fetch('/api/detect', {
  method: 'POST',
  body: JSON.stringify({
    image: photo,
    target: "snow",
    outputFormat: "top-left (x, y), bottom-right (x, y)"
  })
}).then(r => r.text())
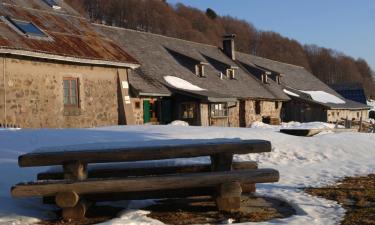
top-left (0, 125), bottom-right (374, 225)
top-left (168, 120), bottom-right (189, 126)
top-left (283, 89), bottom-right (299, 97)
top-left (250, 121), bottom-right (340, 130)
top-left (164, 76), bottom-right (205, 91)
top-left (368, 100), bottom-right (375, 111)
top-left (300, 90), bottom-right (346, 104)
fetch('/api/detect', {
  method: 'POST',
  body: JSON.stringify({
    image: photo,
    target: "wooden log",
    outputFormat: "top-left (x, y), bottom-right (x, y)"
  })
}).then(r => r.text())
top-left (19, 140), bottom-right (271, 167)
top-left (210, 153), bottom-right (233, 171)
top-left (62, 200), bottom-right (91, 220)
top-left (63, 161), bottom-right (87, 180)
top-left (55, 191), bottom-right (79, 208)
top-left (216, 182), bottom-right (242, 212)
top-left (12, 168), bottom-right (279, 198)
top-left (37, 161), bottom-right (259, 180)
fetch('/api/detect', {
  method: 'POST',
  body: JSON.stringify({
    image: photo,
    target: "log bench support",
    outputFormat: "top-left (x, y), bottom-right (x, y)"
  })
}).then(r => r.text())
top-left (61, 161), bottom-right (88, 220)
top-left (216, 181), bottom-right (242, 212)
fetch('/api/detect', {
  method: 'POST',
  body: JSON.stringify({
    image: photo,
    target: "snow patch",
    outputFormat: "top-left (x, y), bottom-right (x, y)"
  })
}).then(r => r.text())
top-left (169, 120), bottom-right (189, 126)
top-left (0, 125), bottom-right (374, 225)
top-left (300, 90), bottom-right (345, 104)
top-left (283, 89), bottom-right (299, 97)
top-left (164, 76), bottom-right (205, 91)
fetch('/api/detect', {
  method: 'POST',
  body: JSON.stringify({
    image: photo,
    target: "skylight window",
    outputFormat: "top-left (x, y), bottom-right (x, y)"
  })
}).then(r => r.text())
top-left (5, 17), bottom-right (48, 38)
top-left (43, 0), bottom-right (61, 9)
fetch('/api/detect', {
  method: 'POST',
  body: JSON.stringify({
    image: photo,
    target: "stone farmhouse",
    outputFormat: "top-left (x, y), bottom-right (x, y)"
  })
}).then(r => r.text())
top-left (0, 0), bottom-right (139, 128)
top-left (0, 0), bottom-right (370, 128)
top-left (236, 54), bottom-right (371, 122)
top-left (96, 25), bottom-right (290, 127)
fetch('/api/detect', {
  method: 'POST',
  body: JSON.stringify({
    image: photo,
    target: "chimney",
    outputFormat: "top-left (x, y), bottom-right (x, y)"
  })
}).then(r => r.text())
top-left (222, 34), bottom-right (236, 60)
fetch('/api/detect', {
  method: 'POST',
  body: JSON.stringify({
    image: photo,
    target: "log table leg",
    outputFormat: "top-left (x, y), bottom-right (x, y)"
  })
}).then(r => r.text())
top-left (61, 161), bottom-right (89, 220)
top-left (62, 200), bottom-right (91, 220)
top-left (216, 181), bottom-right (242, 212)
top-left (63, 161), bottom-right (87, 180)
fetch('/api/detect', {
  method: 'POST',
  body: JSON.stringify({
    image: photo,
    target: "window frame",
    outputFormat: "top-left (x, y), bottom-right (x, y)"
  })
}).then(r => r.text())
top-left (210, 103), bottom-right (228, 118)
top-left (2, 16), bottom-right (52, 40)
top-left (275, 101), bottom-right (279, 109)
top-left (180, 102), bottom-right (196, 119)
top-left (63, 77), bottom-right (80, 108)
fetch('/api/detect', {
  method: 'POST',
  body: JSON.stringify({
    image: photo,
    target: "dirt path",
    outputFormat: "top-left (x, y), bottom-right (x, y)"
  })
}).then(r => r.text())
top-left (306, 174), bottom-right (375, 225)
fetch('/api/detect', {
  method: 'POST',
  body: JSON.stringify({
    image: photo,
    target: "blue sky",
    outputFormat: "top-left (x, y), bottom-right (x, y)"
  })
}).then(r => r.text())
top-left (167, 0), bottom-right (375, 70)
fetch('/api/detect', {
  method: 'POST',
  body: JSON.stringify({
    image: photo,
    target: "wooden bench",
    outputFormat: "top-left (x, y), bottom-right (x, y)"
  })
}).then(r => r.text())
top-left (11, 140), bottom-right (279, 220)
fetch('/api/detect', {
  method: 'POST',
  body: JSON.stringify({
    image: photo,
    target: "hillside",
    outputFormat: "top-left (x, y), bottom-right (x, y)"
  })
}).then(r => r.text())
top-left (66, 0), bottom-right (375, 98)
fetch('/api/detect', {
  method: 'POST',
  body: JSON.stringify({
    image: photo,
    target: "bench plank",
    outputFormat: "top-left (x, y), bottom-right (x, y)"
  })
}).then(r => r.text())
top-left (37, 161), bottom-right (258, 180)
top-left (19, 140), bottom-right (271, 167)
top-left (12, 168), bottom-right (279, 198)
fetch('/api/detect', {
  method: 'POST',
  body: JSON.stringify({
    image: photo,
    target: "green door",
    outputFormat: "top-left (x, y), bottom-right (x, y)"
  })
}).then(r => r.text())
top-left (143, 100), bottom-right (151, 123)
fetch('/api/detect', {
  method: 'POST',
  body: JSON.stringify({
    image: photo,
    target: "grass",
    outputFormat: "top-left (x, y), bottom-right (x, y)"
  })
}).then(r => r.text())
top-left (306, 174), bottom-right (375, 225)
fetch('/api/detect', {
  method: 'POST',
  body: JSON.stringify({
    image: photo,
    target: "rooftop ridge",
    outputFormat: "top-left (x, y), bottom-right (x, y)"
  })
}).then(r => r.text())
top-left (93, 23), bottom-right (223, 50)
top-left (237, 51), bottom-right (305, 70)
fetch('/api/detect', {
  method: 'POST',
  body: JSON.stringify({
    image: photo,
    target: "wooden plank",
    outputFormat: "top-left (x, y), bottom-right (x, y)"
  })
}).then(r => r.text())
top-left (19, 140), bottom-right (271, 167)
top-left (12, 168), bottom-right (279, 198)
top-left (210, 153), bottom-right (233, 171)
top-left (62, 200), bottom-right (91, 220)
top-left (216, 182), bottom-right (242, 212)
top-left (37, 161), bottom-right (258, 180)
top-left (55, 191), bottom-right (79, 208)
top-left (63, 161), bottom-right (87, 180)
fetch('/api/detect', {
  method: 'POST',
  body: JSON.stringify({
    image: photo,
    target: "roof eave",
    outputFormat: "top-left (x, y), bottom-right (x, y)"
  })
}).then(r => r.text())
top-left (0, 48), bottom-right (140, 69)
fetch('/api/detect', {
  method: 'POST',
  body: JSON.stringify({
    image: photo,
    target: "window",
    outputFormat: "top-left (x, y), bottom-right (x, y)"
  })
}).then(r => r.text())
top-left (5, 17), bottom-right (47, 37)
top-left (261, 74), bottom-right (268, 84)
top-left (135, 101), bottom-right (141, 109)
top-left (211, 103), bottom-right (228, 117)
top-left (181, 103), bottom-right (195, 119)
top-left (276, 75), bottom-right (281, 84)
top-left (43, 0), bottom-right (61, 9)
top-left (195, 64), bottom-right (205, 77)
top-left (255, 101), bottom-right (261, 115)
top-left (275, 101), bottom-right (279, 109)
top-left (226, 69), bottom-right (235, 79)
top-left (63, 78), bottom-right (79, 107)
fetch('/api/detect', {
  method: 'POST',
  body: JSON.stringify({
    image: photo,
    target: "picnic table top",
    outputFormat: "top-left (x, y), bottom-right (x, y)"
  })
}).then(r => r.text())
top-left (19, 139), bottom-right (271, 167)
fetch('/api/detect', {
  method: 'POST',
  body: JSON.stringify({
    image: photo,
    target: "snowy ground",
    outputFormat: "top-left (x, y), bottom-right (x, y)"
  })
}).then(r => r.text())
top-left (0, 123), bottom-right (374, 225)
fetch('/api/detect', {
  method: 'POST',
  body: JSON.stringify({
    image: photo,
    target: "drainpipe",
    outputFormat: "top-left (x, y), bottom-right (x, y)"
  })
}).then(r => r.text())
top-left (2, 57), bottom-right (6, 128)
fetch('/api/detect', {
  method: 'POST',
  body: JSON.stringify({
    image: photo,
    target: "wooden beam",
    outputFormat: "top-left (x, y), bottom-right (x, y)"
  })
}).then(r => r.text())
top-left (37, 161), bottom-right (258, 180)
top-left (19, 140), bottom-right (271, 167)
top-left (12, 169), bottom-right (279, 198)
top-left (63, 162), bottom-right (87, 180)
top-left (55, 191), bottom-right (79, 208)
top-left (62, 200), bottom-right (91, 220)
top-left (216, 182), bottom-right (242, 212)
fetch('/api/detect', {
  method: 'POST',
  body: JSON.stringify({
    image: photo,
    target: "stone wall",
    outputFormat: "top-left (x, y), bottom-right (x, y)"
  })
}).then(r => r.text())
top-left (132, 98), bottom-right (144, 125)
top-left (327, 109), bottom-right (369, 123)
top-left (243, 100), bottom-right (282, 126)
top-left (0, 56), bottom-right (128, 128)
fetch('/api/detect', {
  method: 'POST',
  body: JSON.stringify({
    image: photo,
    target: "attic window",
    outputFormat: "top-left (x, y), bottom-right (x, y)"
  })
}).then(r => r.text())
top-left (276, 75), bottom-right (281, 85)
top-left (226, 69), bottom-right (236, 79)
top-left (5, 17), bottom-right (48, 38)
top-left (43, 0), bottom-right (61, 9)
top-left (261, 74), bottom-right (269, 84)
top-left (195, 64), bottom-right (205, 77)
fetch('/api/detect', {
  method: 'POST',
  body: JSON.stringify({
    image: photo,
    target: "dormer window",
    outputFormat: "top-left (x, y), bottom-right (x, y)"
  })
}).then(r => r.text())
top-left (43, 0), bottom-right (61, 9)
top-left (276, 74), bottom-right (282, 85)
top-left (195, 62), bottom-right (208, 77)
top-left (226, 69), bottom-right (235, 79)
top-left (262, 71), bottom-right (271, 84)
top-left (226, 66), bottom-right (238, 80)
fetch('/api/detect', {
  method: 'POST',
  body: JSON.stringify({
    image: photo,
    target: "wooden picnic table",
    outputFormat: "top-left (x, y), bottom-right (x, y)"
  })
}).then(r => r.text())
top-left (12, 139), bottom-right (279, 220)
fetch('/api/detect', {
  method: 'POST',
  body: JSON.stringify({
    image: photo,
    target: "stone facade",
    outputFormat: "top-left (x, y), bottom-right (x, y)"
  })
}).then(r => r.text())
top-left (0, 56), bottom-right (130, 128)
top-left (327, 109), bottom-right (369, 123)
top-left (131, 98), bottom-right (144, 125)
top-left (242, 100), bottom-right (282, 127)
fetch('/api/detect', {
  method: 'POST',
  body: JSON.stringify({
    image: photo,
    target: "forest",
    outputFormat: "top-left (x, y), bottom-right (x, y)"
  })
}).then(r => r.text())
top-left (67, 0), bottom-right (375, 98)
